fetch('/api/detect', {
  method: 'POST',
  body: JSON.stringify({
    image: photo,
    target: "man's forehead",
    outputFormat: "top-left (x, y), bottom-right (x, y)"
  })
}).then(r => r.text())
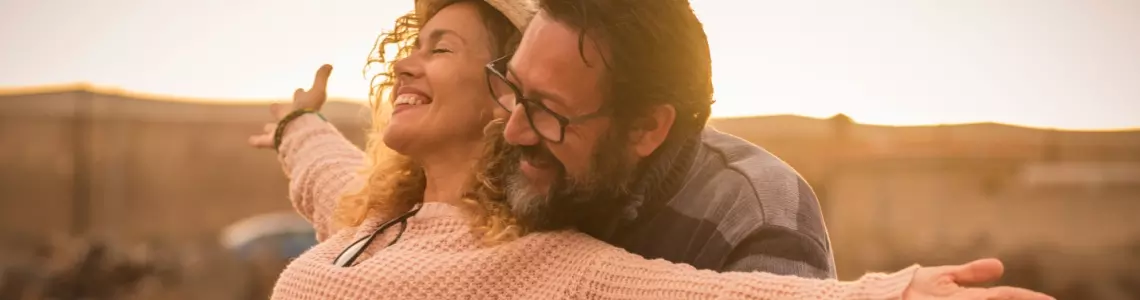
top-left (510, 12), bottom-right (605, 74)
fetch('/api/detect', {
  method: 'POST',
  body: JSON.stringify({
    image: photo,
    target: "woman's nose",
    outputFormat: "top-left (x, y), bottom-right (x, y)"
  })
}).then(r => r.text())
top-left (392, 55), bottom-right (424, 80)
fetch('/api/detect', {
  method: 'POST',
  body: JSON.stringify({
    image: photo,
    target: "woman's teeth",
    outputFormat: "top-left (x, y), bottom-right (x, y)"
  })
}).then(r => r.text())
top-left (394, 94), bottom-right (430, 106)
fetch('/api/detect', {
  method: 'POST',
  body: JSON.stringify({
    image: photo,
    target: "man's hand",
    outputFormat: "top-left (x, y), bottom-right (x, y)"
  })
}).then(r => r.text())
top-left (903, 258), bottom-right (1053, 300)
top-left (249, 64), bottom-right (333, 149)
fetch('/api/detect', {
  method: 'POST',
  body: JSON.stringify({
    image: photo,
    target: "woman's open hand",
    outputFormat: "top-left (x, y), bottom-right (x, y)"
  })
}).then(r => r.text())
top-left (249, 64), bottom-right (333, 149)
top-left (903, 258), bottom-right (1054, 300)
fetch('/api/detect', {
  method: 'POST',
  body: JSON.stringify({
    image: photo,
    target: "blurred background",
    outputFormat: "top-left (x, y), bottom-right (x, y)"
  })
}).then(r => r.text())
top-left (1, 0), bottom-right (1138, 299)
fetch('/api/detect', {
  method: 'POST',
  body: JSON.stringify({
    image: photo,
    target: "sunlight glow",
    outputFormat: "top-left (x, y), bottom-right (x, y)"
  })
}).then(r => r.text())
top-left (1, 0), bottom-right (1137, 130)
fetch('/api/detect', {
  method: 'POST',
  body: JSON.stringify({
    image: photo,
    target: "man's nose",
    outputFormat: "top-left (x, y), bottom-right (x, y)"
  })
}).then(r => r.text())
top-left (502, 105), bottom-right (540, 146)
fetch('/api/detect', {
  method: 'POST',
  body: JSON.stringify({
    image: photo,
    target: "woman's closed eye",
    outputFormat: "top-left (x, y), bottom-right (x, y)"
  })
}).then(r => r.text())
top-left (410, 39), bottom-right (450, 53)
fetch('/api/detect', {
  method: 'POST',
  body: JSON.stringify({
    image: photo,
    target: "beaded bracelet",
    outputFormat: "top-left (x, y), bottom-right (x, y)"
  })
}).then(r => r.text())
top-left (273, 108), bottom-right (326, 152)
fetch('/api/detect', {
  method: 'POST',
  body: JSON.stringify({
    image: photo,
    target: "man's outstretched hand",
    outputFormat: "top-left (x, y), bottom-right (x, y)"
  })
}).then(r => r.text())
top-left (249, 64), bottom-right (333, 149)
top-left (904, 258), bottom-right (1053, 300)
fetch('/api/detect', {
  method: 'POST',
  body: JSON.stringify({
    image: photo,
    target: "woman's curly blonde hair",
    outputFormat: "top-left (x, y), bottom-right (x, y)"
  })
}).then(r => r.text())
top-left (333, 1), bottom-right (526, 245)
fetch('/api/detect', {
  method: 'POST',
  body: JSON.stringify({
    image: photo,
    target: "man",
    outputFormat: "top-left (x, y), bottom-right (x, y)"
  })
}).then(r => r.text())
top-left (486, 2), bottom-right (1055, 298)
top-left (486, 0), bottom-right (836, 278)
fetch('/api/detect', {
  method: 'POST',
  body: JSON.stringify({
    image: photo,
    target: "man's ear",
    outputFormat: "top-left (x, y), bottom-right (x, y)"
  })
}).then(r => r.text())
top-left (629, 104), bottom-right (677, 158)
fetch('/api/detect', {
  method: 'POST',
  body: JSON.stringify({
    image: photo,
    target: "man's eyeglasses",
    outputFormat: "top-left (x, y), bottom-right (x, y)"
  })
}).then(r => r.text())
top-left (332, 203), bottom-right (422, 267)
top-left (484, 55), bottom-right (609, 143)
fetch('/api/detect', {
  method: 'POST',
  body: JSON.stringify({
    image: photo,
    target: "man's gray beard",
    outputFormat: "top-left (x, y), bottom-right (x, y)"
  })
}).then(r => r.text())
top-left (502, 154), bottom-right (575, 231)
top-left (501, 130), bottom-right (640, 235)
top-left (504, 169), bottom-right (552, 226)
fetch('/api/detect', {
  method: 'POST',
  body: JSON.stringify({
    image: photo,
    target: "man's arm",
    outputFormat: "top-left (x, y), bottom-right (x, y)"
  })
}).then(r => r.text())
top-left (719, 173), bottom-right (837, 278)
top-left (723, 224), bottom-right (836, 278)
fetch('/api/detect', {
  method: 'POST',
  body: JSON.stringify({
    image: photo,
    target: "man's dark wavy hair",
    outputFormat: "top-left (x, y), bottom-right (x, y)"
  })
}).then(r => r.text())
top-left (538, 0), bottom-right (715, 139)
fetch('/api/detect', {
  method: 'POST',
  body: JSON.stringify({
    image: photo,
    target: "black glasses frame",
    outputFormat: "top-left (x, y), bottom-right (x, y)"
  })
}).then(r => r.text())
top-left (484, 55), bottom-right (609, 143)
top-left (331, 203), bottom-right (422, 267)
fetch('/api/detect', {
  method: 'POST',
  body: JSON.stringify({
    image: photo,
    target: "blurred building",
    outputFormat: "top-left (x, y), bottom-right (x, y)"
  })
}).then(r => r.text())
top-left (2, 86), bottom-right (1139, 299)
top-left (711, 114), bottom-right (1140, 299)
top-left (0, 85), bottom-right (369, 243)
top-left (0, 86), bottom-right (368, 299)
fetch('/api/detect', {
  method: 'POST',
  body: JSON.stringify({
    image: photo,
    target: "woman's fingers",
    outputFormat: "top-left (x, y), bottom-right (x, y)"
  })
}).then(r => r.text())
top-left (291, 64), bottom-right (332, 111)
top-left (249, 122), bottom-right (278, 149)
top-left (249, 133), bottom-right (273, 148)
top-left (270, 103), bottom-right (293, 120)
top-left (258, 66), bottom-right (326, 150)
top-left (310, 64), bottom-right (332, 95)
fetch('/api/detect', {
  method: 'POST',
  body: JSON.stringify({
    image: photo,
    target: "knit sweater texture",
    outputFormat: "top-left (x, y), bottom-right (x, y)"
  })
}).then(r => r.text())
top-left (270, 114), bottom-right (920, 300)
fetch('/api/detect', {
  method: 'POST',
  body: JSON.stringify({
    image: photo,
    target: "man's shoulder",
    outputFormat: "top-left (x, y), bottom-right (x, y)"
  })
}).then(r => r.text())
top-left (628, 128), bottom-right (835, 276)
top-left (668, 127), bottom-right (828, 243)
top-left (697, 127), bottom-right (801, 180)
top-left (691, 127), bottom-right (813, 212)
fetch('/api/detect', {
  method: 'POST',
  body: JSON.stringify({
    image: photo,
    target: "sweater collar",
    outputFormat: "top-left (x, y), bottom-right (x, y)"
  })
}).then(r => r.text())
top-left (412, 202), bottom-right (466, 220)
top-left (621, 132), bottom-right (701, 222)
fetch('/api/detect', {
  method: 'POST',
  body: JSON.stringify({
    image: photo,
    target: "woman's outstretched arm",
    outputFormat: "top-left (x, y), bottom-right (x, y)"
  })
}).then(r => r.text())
top-left (249, 65), bottom-right (366, 241)
top-left (574, 240), bottom-right (1051, 300)
top-left (275, 113), bottom-right (365, 241)
top-left (578, 245), bottom-right (915, 299)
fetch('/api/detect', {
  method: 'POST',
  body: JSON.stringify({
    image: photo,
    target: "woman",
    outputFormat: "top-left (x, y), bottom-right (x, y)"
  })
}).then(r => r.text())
top-left (248, 0), bottom-right (1053, 299)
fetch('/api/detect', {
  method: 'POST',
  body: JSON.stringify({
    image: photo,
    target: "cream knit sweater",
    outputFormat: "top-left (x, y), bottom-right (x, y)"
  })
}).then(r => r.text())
top-left (270, 114), bottom-right (919, 300)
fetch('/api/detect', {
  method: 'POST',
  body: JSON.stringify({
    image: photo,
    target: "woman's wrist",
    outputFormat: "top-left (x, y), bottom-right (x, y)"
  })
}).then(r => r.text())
top-left (274, 108), bottom-right (327, 152)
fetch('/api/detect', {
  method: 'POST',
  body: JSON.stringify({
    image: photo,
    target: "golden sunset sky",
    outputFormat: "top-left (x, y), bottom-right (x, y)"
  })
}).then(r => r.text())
top-left (1, 0), bottom-right (1137, 130)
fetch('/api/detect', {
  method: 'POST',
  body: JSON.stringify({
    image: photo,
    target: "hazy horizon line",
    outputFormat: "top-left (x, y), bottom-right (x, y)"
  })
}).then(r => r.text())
top-left (3, 82), bottom-right (1137, 133)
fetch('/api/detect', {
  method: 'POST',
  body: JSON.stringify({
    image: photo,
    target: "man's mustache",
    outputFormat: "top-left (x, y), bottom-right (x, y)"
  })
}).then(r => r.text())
top-left (518, 143), bottom-right (560, 170)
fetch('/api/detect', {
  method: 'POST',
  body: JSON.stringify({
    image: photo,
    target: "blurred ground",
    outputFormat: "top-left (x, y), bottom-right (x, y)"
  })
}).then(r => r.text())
top-left (1, 88), bottom-right (1137, 299)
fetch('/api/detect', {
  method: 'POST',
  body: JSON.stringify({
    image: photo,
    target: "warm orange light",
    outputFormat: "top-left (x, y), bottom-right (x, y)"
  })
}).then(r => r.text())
top-left (0, 0), bottom-right (1136, 130)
